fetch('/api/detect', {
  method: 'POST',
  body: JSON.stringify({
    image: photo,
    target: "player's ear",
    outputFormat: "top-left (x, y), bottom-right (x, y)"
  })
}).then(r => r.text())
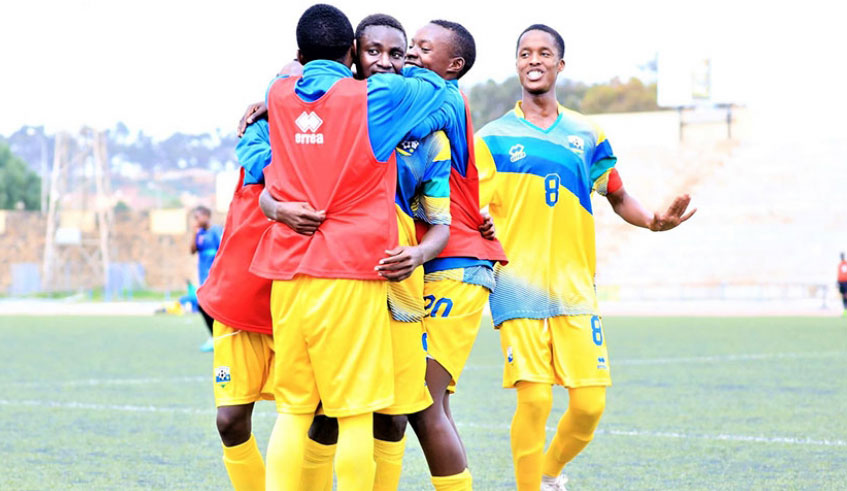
top-left (296, 49), bottom-right (307, 66)
top-left (343, 43), bottom-right (356, 69)
top-left (447, 56), bottom-right (465, 77)
top-left (557, 58), bottom-right (565, 73)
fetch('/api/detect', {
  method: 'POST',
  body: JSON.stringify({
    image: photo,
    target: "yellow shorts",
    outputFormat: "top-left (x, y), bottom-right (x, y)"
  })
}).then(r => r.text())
top-left (499, 315), bottom-right (612, 389)
top-left (377, 318), bottom-right (432, 415)
top-left (212, 321), bottom-right (275, 407)
top-left (422, 278), bottom-right (489, 393)
top-left (270, 277), bottom-right (394, 418)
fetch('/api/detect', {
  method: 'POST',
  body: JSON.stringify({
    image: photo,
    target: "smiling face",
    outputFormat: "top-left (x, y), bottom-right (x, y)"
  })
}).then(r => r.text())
top-left (405, 23), bottom-right (461, 80)
top-left (516, 29), bottom-right (565, 95)
top-left (356, 25), bottom-right (406, 78)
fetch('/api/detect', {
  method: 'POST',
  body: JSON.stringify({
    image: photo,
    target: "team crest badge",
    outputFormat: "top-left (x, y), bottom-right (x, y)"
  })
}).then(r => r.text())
top-left (567, 135), bottom-right (585, 154)
top-left (507, 346), bottom-right (514, 363)
top-left (400, 140), bottom-right (420, 154)
top-left (509, 144), bottom-right (526, 163)
top-left (215, 366), bottom-right (231, 387)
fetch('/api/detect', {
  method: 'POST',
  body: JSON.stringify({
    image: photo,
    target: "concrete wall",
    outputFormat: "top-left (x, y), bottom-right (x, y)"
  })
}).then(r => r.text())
top-left (0, 209), bottom-right (224, 294)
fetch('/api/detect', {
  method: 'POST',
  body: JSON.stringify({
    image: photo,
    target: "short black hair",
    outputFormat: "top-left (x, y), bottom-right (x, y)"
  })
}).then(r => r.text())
top-left (355, 14), bottom-right (406, 45)
top-left (193, 205), bottom-right (211, 216)
top-left (516, 24), bottom-right (565, 59)
top-left (296, 4), bottom-right (354, 63)
top-left (430, 19), bottom-right (476, 79)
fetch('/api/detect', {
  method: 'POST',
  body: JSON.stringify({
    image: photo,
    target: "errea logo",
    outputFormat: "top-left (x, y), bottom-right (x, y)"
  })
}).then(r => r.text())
top-left (509, 144), bottom-right (526, 163)
top-left (295, 111), bottom-right (324, 144)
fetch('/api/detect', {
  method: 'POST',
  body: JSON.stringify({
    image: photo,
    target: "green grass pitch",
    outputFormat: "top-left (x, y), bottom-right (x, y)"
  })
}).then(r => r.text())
top-left (1, 315), bottom-right (845, 489)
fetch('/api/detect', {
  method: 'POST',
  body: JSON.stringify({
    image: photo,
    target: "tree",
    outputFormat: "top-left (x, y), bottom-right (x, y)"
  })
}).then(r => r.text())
top-left (0, 141), bottom-right (41, 210)
top-left (467, 75), bottom-right (659, 128)
top-left (581, 77), bottom-right (658, 114)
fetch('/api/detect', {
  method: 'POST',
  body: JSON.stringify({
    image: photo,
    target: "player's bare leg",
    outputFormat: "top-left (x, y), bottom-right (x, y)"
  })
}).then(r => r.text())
top-left (408, 359), bottom-right (467, 475)
top-left (442, 392), bottom-right (468, 460)
top-left (217, 403), bottom-right (254, 447)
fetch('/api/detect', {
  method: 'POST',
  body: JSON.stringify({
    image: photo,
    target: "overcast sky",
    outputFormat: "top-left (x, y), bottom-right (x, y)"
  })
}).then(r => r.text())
top-left (2, 0), bottom-right (843, 138)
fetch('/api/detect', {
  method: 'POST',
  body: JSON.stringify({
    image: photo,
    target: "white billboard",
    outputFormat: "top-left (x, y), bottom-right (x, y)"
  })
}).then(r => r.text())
top-left (658, 49), bottom-right (746, 108)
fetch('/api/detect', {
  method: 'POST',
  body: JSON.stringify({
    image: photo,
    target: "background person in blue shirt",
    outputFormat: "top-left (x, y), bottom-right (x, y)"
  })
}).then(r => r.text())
top-left (190, 205), bottom-right (222, 351)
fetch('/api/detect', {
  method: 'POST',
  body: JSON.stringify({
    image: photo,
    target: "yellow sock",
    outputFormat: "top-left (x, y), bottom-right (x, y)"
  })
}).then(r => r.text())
top-left (265, 413), bottom-right (312, 490)
top-left (335, 413), bottom-right (375, 490)
top-left (431, 469), bottom-right (472, 491)
top-left (373, 436), bottom-right (405, 491)
top-left (222, 434), bottom-right (265, 491)
top-left (511, 382), bottom-right (552, 491)
top-left (542, 386), bottom-right (606, 478)
top-left (300, 437), bottom-right (336, 491)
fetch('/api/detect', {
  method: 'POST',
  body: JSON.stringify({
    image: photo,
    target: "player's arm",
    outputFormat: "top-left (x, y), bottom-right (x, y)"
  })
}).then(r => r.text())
top-left (378, 131), bottom-right (452, 281)
top-left (237, 101), bottom-right (266, 138)
top-left (236, 61), bottom-right (303, 137)
top-left (258, 188), bottom-right (325, 236)
top-left (377, 224), bottom-right (449, 282)
top-left (400, 66), bottom-right (454, 140)
top-left (603, 168), bottom-right (696, 231)
top-left (234, 120), bottom-right (271, 184)
top-left (366, 66), bottom-right (447, 161)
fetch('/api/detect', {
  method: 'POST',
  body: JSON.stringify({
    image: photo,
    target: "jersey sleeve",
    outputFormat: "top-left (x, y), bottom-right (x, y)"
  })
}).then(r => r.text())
top-left (417, 131), bottom-right (451, 226)
top-left (588, 123), bottom-right (618, 194)
top-left (406, 104), bottom-right (451, 141)
top-left (366, 66), bottom-right (447, 162)
top-left (234, 119), bottom-right (272, 186)
top-left (475, 135), bottom-right (500, 208)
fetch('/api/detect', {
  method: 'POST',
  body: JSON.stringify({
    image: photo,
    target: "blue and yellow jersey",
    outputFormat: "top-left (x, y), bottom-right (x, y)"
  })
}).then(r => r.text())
top-left (395, 131), bottom-right (452, 232)
top-left (476, 101), bottom-right (617, 326)
top-left (388, 131), bottom-right (452, 322)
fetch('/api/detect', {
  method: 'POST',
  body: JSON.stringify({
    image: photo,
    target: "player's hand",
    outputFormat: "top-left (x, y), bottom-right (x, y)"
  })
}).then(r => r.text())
top-left (376, 246), bottom-right (424, 281)
top-left (237, 101), bottom-right (268, 138)
top-left (271, 202), bottom-right (325, 236)
top-left (259, 188), bottom-right (325, 235)
top-left (648, 194), bottom-right (696, 231)
top-left (479, 211), bottom-right (497, 240)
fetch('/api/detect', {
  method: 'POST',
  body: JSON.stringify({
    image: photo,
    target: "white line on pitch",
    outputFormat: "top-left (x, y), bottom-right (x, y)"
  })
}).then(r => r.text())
top-left (0, 398), bottom-right (211, 415)
top-left (9, 375), bottom-right (207, 388)
top-left (456, 422), bottom-right (847, 448)
top-left (613, 351), bottom-right (845, 366)
top-left (594, 428), bottom-right (847, 447)
top-left (463, 351), bottom-right (846, 371)
top-left (7, 352), bottom-right (845, 388)
top-left (0, 399), bottom-right (844, 448)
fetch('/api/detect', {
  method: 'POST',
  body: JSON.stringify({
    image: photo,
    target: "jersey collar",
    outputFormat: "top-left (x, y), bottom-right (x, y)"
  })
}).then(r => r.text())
top-left (513, 100), bottom-right (566, 133)
top-left (302, 59), bottom-right (354, 78)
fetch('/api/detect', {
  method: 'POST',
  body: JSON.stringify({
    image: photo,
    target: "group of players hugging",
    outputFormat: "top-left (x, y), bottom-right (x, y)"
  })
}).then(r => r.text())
top-left (196, 4), bottom-right (694, 491)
